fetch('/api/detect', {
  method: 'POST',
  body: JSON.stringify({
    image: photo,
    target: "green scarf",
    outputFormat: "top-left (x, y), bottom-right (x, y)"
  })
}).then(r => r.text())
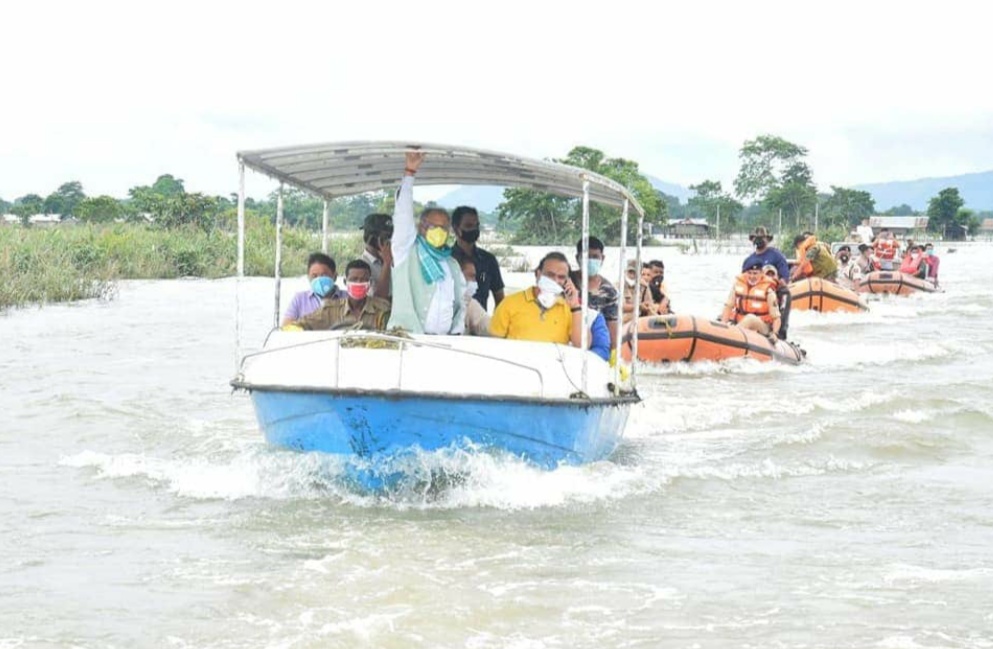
top-left (416, 235), bottom-right (453, 284)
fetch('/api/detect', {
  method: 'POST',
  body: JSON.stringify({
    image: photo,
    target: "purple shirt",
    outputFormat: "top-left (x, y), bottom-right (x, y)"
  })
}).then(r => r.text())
top-left (283, 288), bottom-right (346, 322)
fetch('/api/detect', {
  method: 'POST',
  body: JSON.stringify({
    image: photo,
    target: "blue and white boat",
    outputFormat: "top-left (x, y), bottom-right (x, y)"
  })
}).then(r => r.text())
top-left (230, 142), bottom-right (646, 478)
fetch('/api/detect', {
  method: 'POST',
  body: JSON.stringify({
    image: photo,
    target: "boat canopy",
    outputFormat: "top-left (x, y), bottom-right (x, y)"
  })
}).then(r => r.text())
top-left (237, 141), bottom-right (645, 216)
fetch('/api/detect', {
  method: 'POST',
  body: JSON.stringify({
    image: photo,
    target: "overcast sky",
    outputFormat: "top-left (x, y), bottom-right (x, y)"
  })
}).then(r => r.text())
top-left (3, 0), bottom-right (990, 202)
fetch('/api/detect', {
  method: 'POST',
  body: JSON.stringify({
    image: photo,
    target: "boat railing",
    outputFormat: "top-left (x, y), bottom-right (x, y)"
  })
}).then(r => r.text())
top-left (238, 331), bottom-right (549, 398)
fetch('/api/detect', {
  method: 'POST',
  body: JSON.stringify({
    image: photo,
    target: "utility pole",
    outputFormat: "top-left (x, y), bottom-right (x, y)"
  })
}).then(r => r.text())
top-left (778, 208), bottom-right (783, 234)
top-left (814, 200), bottom-right (819, 235)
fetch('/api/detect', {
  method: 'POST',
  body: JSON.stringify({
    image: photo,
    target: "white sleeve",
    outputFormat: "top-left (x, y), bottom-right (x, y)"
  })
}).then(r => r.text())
top-left (392, 175), bottom-right (417, 267)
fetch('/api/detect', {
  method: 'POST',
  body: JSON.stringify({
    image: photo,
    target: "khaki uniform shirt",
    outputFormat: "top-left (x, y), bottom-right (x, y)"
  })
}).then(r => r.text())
top-left (294, 296), bottom-right (391, 331)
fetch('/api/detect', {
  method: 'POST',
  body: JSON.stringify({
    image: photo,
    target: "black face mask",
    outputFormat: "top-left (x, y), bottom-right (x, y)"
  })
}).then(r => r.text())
top-left (460, 229), bottom-right (480, 244)
top-left (840, 255), bottom-right (850, 263)
top-left (754, 239), bottom-right (767, 250)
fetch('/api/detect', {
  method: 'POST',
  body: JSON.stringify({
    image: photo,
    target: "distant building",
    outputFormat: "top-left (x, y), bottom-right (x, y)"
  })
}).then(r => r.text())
top-left (664, 218), bottom-right (711, 239)
top-left (866, 216), bottom-right (929, 238)
top-left (980, 218), bottom-right (993, 241)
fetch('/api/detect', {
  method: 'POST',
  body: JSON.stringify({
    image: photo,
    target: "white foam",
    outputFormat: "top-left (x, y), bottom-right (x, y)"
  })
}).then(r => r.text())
top-left (883, 563), bottom-right (993, 584)
top-left (892, 409), bottom-right (936, 423)
top-left (59, 445), bottom-right (664, 511)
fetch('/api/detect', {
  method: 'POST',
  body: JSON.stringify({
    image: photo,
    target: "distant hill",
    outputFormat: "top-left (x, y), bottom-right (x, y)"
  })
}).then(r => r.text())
top-left (434, 175), bottom-right (691, 213)
top-left (854, 170), bottom-right (993, 211)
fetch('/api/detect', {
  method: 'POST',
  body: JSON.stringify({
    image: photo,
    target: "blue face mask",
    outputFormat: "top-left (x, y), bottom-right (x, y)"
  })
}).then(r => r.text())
top-left (310, 276), bottom-right (335, 298)
top-left (587, 258), bottom-right (603, 277)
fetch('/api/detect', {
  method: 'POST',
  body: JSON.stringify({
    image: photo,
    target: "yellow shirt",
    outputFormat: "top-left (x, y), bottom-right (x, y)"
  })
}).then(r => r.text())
top-left (489, 287), bottom-right (572, 343)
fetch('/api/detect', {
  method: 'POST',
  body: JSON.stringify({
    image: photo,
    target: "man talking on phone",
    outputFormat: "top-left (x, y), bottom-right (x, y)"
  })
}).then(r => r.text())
top-left (489, 252), bottom-right (584, 348)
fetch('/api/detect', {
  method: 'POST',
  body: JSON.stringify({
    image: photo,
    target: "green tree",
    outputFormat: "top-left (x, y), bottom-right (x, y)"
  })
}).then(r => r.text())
top-left (687, 179), bottom-right (743, 233)
top-left (151, 174), bottom-right (185, 197)
top-left (498, 189), bottom-right (574, 243)
top-left (883, 203), bottom-right (916, 216)
top-left (497, 145), bottom-right (663, 244)
top-left (733, 135), bottom-right (809, 202)
top-left (12, 194), bottom-right (45, 226)
top-left (734, 135), bottom-right (817, 228)
top-left (77, 195), bottom-right (124, 223)
top-left (926, 187), bottom-right (964, 234)
top-left (958, 208), bottom-right (981, 237)
top-left (820, 186), bottom-right (876, 228)
top-left (43, 181), bottom-right (86, 219)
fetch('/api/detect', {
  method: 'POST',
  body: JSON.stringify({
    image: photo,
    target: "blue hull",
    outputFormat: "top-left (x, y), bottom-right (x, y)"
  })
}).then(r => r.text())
top-left (250, 390), bottom-right (631, 469)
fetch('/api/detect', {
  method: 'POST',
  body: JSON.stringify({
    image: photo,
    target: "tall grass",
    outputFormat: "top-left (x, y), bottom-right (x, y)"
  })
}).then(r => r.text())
top-left (0, 222), bottom-right (364, 310)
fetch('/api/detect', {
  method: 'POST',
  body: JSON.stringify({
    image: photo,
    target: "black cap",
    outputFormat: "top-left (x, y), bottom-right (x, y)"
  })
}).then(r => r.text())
top-left (745, 261), bottom-right (763, 271)
top-left (361, 213), bottom-right (393, 236)
top-left (839, 245), bottom-right (851, 252)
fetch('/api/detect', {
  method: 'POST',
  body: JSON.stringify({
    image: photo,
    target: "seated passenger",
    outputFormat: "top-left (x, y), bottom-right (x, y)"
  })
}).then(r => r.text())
top-left (281, 252), bottom-right (342, 325)
top-left (835, 245), bottom-right (860, 289)
top-left (622, 261), bottom-right (640, 324)
top-left (720, 262), bottom-right (782, 338)
top-left (923, 243), bottom-right (940, 286)
top-left (489, 252), bottom-right (584, 347)
top-left (288, 259), bottom-right (391, 331)
top-left (569, 271), bottom-right (611, 361)
top-left (790, 233), bottom-right (838, 282)
top-left (575, 236), bottom-right (620, 345)
top-left (855, 243), bottom-right (877, 275)
top-left (458, 257), bottom-right (491, 336)
top-left (360, 213), bottom-right (394, 298)
top-left (899, 245), bottom-right (928, 278)
top-left (387, 151), bottom-right (466, 335)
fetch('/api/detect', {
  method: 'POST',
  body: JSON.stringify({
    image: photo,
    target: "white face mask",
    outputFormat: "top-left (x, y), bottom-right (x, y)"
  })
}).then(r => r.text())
top-left (625, 276), bottom-right (636, 288)
top-left (536, 275), bottom-right (563, 309)
top-left (463, 280), bottom-right (478, 303)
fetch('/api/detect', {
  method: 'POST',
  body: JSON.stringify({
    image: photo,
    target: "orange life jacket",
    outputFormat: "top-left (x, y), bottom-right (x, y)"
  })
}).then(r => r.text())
top-left (733, 274), bottom-right (776, 324)
top-left (874, 238), bottom-right (898, 261)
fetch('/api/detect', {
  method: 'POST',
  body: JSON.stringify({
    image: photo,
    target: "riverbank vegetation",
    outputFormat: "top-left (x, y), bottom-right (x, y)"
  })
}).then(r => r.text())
top-left (0, 220), bottom-right (363, 311)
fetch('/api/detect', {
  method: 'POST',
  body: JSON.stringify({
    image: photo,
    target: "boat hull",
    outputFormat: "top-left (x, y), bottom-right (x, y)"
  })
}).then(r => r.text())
top-left (250, 389), bottom-right (632, 468)
top-left (859, 271), bottom-right (937, 295)
top-left (621, 314), bottom-right (804, 365)
top-left (789, 278), bottom-right (867, 312)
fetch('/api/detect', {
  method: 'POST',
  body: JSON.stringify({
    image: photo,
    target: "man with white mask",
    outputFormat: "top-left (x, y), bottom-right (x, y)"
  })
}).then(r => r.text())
top-left (489, 252), bottom-right (584, 347)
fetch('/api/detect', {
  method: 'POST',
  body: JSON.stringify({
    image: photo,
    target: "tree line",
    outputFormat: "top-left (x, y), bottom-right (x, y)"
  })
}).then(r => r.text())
top-left (0, 175), bottom-right (397, 231)
top-left (678, 134), bottom-right (985, 239)
top-left (3, 142), bottom-right (986, 241)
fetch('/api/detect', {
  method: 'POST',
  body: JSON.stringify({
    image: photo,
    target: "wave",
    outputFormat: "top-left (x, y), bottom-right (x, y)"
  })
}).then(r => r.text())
top-left (58, 447), bottom-right (663, 511)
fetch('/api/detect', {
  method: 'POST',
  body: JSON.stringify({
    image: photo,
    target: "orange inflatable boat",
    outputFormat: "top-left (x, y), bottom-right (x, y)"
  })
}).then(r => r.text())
top-left (789, 277), bottom-right (867, 313)
top-left (621, 314), bottom-right (805, 365)
top-left (859, 271), bottom-right (938, 295)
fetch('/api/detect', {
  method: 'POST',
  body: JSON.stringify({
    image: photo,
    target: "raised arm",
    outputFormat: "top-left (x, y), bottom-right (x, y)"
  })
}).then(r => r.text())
top-left (390, 151), bottom-right (425, 268)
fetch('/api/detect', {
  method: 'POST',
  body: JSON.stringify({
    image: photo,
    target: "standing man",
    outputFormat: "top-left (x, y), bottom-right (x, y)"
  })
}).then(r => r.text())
top-left (451, 206), bottom-right (505, 309)
top-left (873, 228), bottom-right (900, 271)
top-left (387, 151), bottom-right (466, 335)
top-left (741, 226), bottom-right (792, 340)
top-left (360, 213), bottom-right (394, 299)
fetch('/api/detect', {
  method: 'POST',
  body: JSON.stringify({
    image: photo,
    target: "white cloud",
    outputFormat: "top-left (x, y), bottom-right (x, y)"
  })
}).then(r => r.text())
top-left (2, 0), bottom-right (990, 201)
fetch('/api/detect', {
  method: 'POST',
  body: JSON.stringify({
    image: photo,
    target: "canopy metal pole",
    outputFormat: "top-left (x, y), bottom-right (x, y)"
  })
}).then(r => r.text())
top-left (632, 211), bottom-right (644, 382)
top-left (321, 200), bottom-right (330, 253)
top-left (236, 161), bottom-right (246, 371)
top-left (273, 183), bottom-right (284, 330)
top-left (580, 180), bottom-right (590, 394)
top-left (614, 199), bottom-right (629, 390)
